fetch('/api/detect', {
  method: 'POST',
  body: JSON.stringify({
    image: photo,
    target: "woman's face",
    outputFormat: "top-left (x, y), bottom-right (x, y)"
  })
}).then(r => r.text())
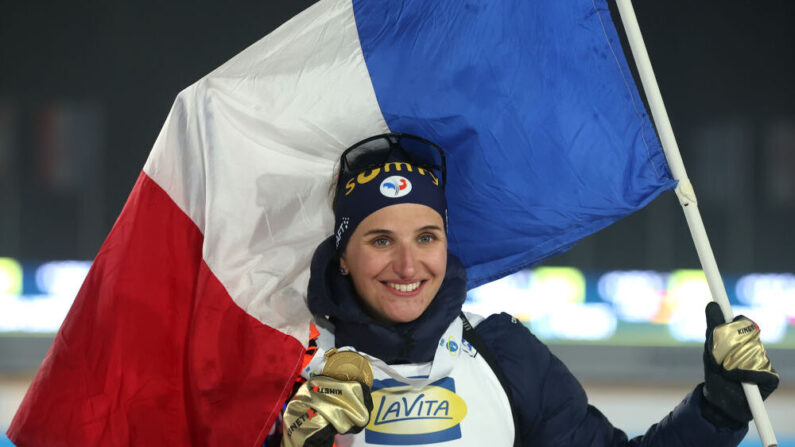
top-left (340, 203), bottom-right (447, 325)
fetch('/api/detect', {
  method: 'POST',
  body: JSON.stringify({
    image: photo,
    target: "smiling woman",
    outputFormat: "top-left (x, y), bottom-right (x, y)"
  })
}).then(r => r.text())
top-left (340, 203), bottom-right (447, 324)
top-left (273, 133), bottom-right (778, 447)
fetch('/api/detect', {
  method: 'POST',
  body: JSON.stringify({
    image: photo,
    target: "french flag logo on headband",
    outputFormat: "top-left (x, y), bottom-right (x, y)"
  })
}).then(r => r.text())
top-left (380, 176), bottom-right (412, 198)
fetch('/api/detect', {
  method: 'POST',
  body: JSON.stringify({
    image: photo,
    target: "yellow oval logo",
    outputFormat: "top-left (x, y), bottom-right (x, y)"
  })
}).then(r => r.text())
top-left (367, 381), bottom-right (468, 435)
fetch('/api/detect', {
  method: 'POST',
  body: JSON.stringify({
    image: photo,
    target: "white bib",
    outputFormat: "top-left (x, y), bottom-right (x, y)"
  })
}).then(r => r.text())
top-left (306, 315), bottom-right (515, 446)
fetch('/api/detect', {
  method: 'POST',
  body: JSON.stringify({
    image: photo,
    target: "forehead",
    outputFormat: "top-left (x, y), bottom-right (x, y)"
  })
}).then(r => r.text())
top-left (355, 203), bottom-right (444, 233)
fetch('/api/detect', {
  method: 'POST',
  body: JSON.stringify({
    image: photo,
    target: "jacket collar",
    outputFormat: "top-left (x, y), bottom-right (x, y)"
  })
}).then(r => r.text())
top-left (307, 236), bottom-right (467, 364)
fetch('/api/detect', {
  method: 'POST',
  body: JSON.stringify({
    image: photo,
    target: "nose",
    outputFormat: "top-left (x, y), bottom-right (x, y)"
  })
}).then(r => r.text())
top-left (392, 243), bottom-right (417, 278)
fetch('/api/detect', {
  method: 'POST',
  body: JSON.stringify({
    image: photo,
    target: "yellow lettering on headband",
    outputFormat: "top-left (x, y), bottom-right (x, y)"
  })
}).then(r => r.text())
top-left (345, 168), bottom-right (381, 196)
top-left (345, 163), bottom-right (439, 196)
top-left (357, 168), bottom-right (380, 184)
top-left (345, 177), bottom-right (356, 196)
top-left (427, 170), bottom-right (440, 186)
top-left (383, 162), bottom-right (413, 173)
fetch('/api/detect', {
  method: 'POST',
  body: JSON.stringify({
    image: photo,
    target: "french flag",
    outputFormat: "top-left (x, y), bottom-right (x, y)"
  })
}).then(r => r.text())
top-left (8, 0), bottom-right (674, 445)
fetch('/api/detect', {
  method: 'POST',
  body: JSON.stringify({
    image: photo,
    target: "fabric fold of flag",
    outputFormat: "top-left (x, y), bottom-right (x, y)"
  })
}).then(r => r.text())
top-left (9, 0), bottom-right (674, 445)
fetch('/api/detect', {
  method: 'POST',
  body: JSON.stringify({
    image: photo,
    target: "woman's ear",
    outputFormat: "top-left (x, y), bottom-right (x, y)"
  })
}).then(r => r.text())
top-left (339, 257), bottom-right (349, 275)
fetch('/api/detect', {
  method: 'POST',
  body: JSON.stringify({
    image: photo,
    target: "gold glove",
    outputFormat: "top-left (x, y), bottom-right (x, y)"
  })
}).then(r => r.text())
top-left (281, 350), bottom-right (373, 447)
top-left (702, 302), bottom-right (779, 427)
top-left (711, 314), bottom-right (776, 376)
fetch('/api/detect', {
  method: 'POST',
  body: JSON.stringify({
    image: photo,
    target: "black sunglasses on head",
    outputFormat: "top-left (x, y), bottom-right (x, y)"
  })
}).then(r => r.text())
top-left (337, 133), bottom-right (447, 191)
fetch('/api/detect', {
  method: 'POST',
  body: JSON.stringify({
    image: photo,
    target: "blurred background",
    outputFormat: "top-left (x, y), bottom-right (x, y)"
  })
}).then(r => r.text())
top-left (1, 0), bottom-right (794, 445)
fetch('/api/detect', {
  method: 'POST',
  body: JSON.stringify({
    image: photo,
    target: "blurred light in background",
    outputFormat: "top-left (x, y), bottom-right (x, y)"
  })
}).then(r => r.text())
top-left (665, 269), bottom-right (713, 342)
top-left (0, 258), bottom-right (22, 296)
top-left (465, 267), bottom-right (794, 347)
top-left (466, 267), bottom-right (585, 322)
top-left (531, 302), bottom-right (617, 341)
top-left (737, 273), bottom-right (795, 321)
top-left (0, 260), bottom-right (90, 333)
top-left (1, 260), bottom-right (794, 347)
top-left (35, 261), bottom-right (91, 297)
top-left (598, 270), bottom-right (665, 323)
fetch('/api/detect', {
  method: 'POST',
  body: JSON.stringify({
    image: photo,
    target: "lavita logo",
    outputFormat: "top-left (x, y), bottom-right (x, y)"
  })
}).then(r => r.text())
top-left (365, 377), bottom-right (467, 444)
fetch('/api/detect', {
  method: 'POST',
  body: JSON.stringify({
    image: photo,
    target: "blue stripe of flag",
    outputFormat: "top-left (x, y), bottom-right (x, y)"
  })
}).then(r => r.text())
top-left (353, 0), bottom-right (676, 288)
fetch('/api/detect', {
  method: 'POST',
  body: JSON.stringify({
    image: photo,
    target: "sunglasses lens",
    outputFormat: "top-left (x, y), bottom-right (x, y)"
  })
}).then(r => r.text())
top-left (341, 134), bottom-right (445, 187)
top-left (343, 137), bottom-right (393, 173)
top-left (398, 136), bottom-right (444, 171)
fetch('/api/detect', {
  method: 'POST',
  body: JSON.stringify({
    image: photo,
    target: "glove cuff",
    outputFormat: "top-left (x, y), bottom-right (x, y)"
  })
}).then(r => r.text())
top-left (700, 384), bottom-right (748, 430)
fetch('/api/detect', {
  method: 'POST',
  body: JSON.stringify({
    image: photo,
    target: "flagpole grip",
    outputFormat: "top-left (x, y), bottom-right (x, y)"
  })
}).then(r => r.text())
top-left (614, 1), bottom-right (777, 445)
top-left (680, 195), bottom-right (777, 447)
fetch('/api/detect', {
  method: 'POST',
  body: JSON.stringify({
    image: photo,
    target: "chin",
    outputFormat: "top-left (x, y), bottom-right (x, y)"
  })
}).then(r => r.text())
top-left (383, 302), bottom-right (430, 323)
top-left (388, 312), bottom-right (423, 323)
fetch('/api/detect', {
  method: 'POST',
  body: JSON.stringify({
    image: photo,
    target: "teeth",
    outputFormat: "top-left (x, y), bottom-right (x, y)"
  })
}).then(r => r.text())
top-left (388, 282), bottom-right (421, 292)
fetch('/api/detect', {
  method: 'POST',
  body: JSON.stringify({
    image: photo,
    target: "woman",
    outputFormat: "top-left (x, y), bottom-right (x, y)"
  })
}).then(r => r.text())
top-left (278, 133), bottom-right (778, 447)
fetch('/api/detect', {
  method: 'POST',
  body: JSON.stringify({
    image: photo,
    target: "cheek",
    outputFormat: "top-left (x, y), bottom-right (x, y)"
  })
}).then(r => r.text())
top-left (361, 253), bottom-right (383, 273)
top-left (430, 251), bottom-right (448, 276)
top-left (348, 251), bottom-right (388, 284)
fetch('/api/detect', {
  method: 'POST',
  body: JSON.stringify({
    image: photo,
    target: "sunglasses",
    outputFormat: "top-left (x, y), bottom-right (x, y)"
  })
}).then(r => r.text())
top-left (337, 133), bottom-right (447, 192)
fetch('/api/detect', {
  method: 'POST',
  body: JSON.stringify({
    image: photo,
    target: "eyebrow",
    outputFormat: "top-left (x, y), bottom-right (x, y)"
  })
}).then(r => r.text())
top-left (362, 229), bottom-right (393, 237)
top-left (362, 225), bottom-right (444, 237)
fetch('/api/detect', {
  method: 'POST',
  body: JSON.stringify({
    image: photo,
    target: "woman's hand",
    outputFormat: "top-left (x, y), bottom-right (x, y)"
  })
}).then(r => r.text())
top-left (281, 375), bottom-right (373, 447)
top-left (282, 349), bottom-right (374, 447)
top-left (701, 301), bottom-right (779, 428)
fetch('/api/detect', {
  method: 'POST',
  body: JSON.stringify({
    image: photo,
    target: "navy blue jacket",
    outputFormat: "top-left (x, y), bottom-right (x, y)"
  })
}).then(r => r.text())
top-left (307, 236), bottom-right (748, 446)
top-left (476, 313), bottom-right (747, 446)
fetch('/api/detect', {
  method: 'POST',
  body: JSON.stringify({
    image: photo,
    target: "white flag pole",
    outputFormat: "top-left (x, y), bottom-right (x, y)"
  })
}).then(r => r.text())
top-left (612, 1), bottom-right (777, 445)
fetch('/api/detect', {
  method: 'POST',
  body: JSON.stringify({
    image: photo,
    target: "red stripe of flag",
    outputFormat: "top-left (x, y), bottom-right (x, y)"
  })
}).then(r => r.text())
top-left (8, 172), bottom-right (304, 446)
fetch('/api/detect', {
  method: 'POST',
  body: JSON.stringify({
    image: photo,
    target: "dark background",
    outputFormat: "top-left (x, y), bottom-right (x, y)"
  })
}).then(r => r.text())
top-left (1, 1), bottom-right (793, 273)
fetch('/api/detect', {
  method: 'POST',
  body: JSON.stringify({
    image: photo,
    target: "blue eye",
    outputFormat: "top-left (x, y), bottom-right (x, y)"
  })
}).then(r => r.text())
top-left (373, 238), bottom-right (390, 247)
top-left (418, 234), bottom-right (435, 244)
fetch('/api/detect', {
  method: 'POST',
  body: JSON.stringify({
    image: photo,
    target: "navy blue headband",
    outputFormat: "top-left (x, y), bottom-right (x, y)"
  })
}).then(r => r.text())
top-left (334, 161), bottom-right (447, 254)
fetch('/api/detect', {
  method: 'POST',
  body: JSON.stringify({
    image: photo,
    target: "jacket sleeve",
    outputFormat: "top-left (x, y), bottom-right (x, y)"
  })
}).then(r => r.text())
top-left (475, 313), bottom-right (748, 447)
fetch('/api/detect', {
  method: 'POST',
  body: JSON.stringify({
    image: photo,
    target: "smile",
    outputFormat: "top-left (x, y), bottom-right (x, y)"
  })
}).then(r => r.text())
top-left (386, 282), bottom-right (422, 292)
